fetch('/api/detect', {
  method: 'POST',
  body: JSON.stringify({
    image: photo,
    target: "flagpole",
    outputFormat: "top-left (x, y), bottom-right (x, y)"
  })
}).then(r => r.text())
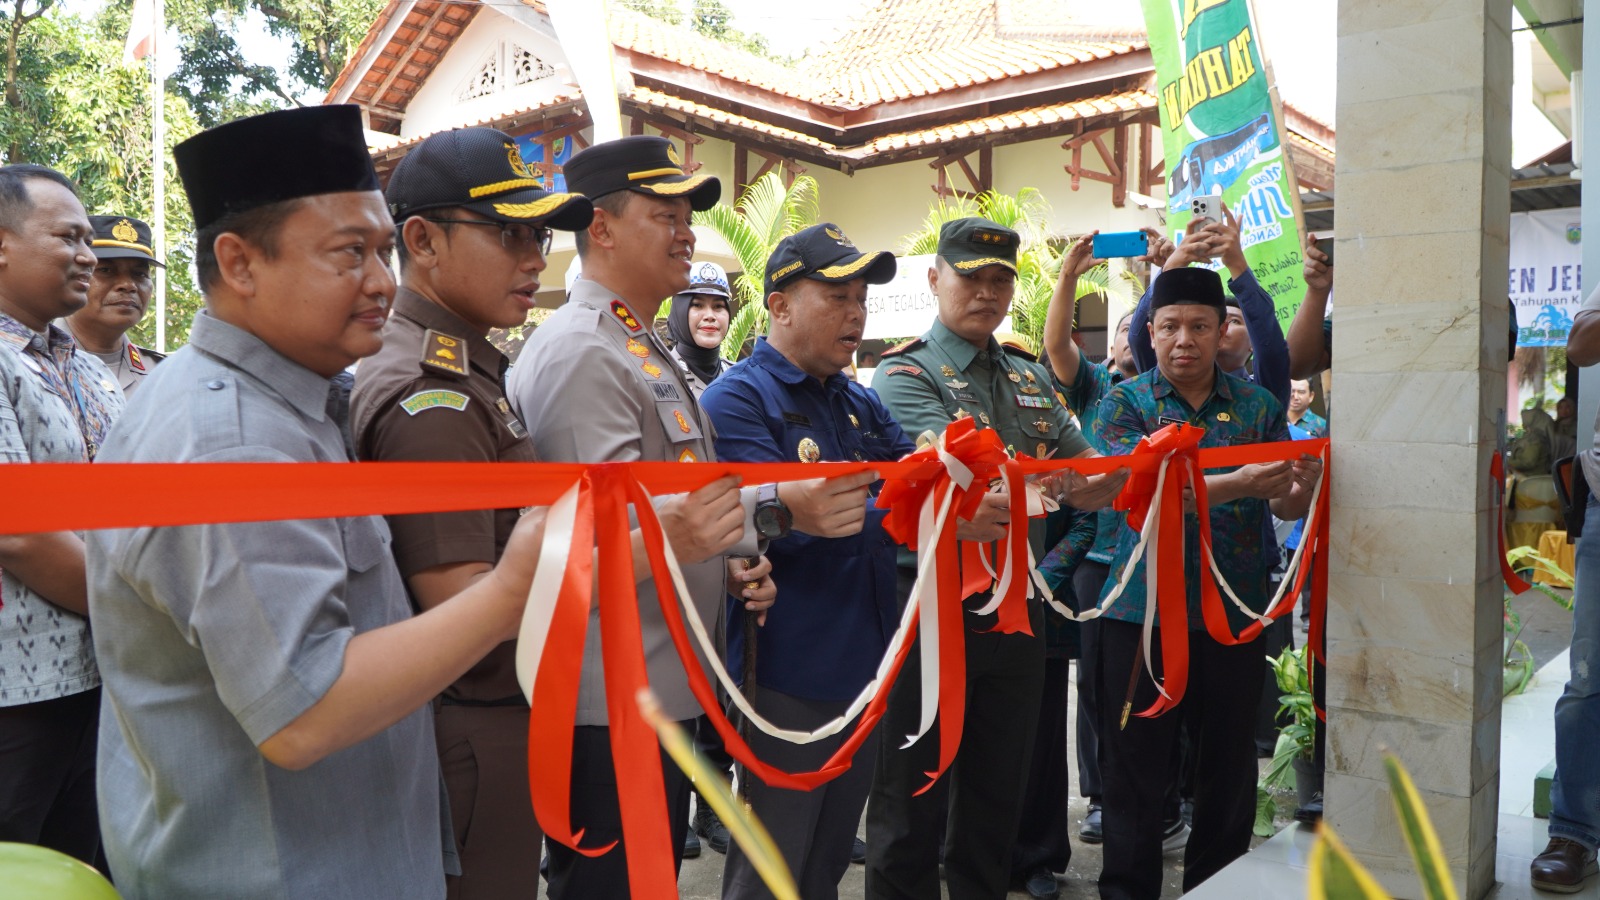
top-left (151, 0), bottom-right (166, 353)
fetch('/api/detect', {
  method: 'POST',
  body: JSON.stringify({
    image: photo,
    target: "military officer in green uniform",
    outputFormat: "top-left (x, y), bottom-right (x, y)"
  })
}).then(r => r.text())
top-left (865, 217), bottom-right (1127, 900)
top-left (60, 215), bottom-right (165, 395)
top-left (349, 126), bottom-right (595, 899)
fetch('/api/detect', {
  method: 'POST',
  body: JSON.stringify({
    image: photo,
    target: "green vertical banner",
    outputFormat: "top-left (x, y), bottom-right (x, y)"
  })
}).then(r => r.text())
top-left (1140, 0), bottom-right (1308, 325)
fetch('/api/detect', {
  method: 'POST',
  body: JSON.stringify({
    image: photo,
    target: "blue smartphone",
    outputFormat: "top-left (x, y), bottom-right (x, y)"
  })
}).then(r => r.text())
top-left (1092, 230), bottom-right (1148, 259)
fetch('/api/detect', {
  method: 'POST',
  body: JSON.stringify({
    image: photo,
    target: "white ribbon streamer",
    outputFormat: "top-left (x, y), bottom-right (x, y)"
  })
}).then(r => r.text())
top-left (515, 480), bottom-right (583, 704)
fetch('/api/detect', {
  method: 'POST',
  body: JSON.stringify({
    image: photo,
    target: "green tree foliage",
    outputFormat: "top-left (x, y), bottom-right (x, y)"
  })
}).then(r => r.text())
top-left (167, 0), bottom-right (385, 125)
top-left (694, 171), bottom-right (820, 360)
top-left (1, 2), bottom-right (206, 347)
top-left (621, 0), bottom-right (774, 59)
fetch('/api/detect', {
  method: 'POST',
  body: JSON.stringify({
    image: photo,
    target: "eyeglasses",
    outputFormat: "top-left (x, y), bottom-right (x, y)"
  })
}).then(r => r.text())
top-left (421, 217), bottom-right (553, 257)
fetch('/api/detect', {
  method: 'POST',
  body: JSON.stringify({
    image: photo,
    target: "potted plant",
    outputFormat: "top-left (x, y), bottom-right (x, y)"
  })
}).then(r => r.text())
top-left (1262, 646), bottom-right (1318, 813)
top-left (1503, 546), bottom-right (1575, 697)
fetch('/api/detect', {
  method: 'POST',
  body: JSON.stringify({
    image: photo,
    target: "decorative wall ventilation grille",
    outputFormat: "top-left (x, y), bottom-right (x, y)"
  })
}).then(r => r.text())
top-left (458, 42), bottom-right (558, 102)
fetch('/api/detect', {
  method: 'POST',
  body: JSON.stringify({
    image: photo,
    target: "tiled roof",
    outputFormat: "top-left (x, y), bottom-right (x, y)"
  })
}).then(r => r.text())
top-left (627, 88), bottom-right (831, 149)
top-left (608, 6), bottom-right (810, 100)
top-left (801, 0), bottom-right (1146, 106)
top-left (857, 89), bottom-right (1157, 155)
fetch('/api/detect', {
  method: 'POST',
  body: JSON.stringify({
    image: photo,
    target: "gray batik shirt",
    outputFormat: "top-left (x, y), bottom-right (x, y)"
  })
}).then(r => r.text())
top-left (87, 312), bottom-right (450, 899)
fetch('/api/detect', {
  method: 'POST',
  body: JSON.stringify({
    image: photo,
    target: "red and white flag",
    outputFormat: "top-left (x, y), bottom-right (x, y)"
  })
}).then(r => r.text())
top-left (123, 0), bottom-right (154, 64)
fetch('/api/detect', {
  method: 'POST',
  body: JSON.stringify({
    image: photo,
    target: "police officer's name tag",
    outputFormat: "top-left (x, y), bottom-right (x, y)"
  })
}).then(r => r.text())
top-left (400, 389), bottom-right (470, 415)
top-left (650, 382), bottom-right (683, 402)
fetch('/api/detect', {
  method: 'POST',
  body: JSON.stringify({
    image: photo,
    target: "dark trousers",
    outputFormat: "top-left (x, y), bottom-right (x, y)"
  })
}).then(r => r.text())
top-left (1010, 656), bottom-right (1074, 878)
top-left (723, 689), bottom-right (878, 900)
top-left (1072, 561), bottom-right (1110, 802)
top-left (435, 704), bottom-right (540, 900)
top-left (865, 569), bottom-right (1045, 900)
top-left (1097, 621), bottom-right (1263, 900)
top-left (0, 688), bottom-right (101, 866)
top-left (545, 723), bottom-right (693, 899)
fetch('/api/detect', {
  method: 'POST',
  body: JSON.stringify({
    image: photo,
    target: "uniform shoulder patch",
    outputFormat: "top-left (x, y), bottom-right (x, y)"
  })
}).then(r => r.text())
top-left (400, 389), bottom-right (471, 415)
top-left (420, 329), bottom-right (468, 377)
top-left (883, 364), bottom-right (924, 377)
top-left (879, 337), bottom-right (925, 359)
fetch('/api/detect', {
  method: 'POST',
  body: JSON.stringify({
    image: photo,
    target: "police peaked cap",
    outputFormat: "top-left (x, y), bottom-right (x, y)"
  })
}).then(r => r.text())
top-left (174, 105), bottom-right (380, 231)
top-left (561, 135), bottom-right (720, 212)
top-left (89, 215), bottom-right (163, 267)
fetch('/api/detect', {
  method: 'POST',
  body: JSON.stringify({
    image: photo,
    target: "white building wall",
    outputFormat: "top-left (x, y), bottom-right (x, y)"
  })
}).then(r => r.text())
top-left (402, 9), bottom-right (573, 140)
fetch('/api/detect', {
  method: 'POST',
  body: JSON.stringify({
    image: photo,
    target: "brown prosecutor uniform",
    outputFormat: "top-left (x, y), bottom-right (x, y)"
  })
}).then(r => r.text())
top-left (350, 287), bottom-right (538, 899)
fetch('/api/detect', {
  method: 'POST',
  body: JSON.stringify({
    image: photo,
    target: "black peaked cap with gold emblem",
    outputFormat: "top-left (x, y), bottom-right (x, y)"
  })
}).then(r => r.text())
top-left (562, 135), bottom-right (720, 212)
top-left (936, 217), bottom-right (1021, 275)
top-left (763, 222), bottom-right (897, 299)
top-left (385, 127), bottom-right (594, 231)
top-left (174, 105), bottom-right (380, 231)
top-left (89, 215), bottom-right (163, 267)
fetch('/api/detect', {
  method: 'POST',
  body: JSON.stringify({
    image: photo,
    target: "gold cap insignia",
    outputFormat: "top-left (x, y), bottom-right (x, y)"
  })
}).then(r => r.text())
top-left (507, 144), bottom-right (532, 178)
top-left (666, 143), bottom-right (683, 168)
top-left (112, 219), bottom-right (138, 243)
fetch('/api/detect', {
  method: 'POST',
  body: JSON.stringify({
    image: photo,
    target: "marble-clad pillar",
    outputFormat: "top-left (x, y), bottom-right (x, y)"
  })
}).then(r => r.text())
top-left (1329, 1), bottom-right (1513, 898)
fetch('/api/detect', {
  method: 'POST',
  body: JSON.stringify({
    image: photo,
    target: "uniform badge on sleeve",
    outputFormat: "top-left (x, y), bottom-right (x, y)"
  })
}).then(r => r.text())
top-left (400, 389), bottom-right (471, 415)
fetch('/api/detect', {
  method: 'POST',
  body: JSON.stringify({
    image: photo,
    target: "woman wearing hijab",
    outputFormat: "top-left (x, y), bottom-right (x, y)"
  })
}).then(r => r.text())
top-left (669, 259), bottom-right (738, 860)
top-left (668, 261), bottom-right (735, 396)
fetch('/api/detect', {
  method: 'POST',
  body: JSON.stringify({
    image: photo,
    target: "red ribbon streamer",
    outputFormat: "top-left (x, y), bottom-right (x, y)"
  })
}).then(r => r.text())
top-left (1491, 451), bottom-right (1532, 596)
top-left (0, 429), bottom-right (1332, 898)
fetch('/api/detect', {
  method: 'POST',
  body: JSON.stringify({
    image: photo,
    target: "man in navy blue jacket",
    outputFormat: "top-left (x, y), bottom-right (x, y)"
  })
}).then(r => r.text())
top-left (700, 222), bottom-right (911, 900)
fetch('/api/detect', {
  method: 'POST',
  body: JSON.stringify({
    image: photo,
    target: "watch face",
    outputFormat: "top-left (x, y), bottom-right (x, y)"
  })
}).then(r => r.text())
top-left (755, 505), bottom-right (781, 537)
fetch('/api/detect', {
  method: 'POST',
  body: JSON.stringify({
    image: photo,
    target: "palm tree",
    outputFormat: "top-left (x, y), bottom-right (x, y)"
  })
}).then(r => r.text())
top-left (899, 189), bottom-right (1134, 355)
top-left (695, 172), bottom-right (821, 361)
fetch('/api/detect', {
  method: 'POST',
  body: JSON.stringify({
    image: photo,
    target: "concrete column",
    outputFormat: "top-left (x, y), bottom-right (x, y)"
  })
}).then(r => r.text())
top-left (1329, 1), bottom-right (1513, 898)
top-left (1580, 2), bottom-right (1600, 434)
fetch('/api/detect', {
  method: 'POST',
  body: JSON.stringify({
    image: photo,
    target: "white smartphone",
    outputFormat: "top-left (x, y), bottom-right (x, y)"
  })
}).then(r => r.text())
top-left (1190, 193), bottom-right (1223, 222)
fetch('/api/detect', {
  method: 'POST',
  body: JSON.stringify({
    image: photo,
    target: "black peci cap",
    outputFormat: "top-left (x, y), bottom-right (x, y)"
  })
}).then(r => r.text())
top-left (936, 217), bottom-right (1021, 274)
top-left (174, 105), bottom-right (380, 231)
top-left (763, 222), bottom-right (896, 299)
top-left (562, 135), bottom-right (720, 212)
top-left (1150, 266), bottom-right (1227, 312)
top-left (385, 127), bottom-right (593, 231)
top-left (89, 215), bottom-right (163, 267)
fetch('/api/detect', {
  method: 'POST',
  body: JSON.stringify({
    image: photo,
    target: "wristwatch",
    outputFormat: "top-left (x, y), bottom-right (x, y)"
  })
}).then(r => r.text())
top-left (753, 482), bottom-right (793, 541)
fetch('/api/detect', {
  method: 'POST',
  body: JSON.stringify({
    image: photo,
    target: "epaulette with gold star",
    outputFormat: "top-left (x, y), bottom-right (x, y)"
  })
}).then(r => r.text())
top-left (880, 337), bottom-right (925, 359)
